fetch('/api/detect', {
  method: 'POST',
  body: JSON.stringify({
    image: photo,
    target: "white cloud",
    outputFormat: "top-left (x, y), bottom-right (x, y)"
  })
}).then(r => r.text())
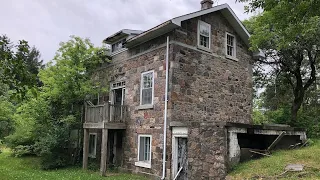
top-left (0, 0), bottom-right (253, 63)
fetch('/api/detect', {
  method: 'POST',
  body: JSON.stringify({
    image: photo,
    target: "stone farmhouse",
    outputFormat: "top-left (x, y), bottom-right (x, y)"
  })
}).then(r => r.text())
top-left (80, 1), bottom-right (299, 179)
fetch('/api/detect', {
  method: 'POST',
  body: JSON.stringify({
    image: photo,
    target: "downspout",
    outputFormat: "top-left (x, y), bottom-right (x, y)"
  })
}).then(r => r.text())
top-left (161, 36), bottom-right (170, 180)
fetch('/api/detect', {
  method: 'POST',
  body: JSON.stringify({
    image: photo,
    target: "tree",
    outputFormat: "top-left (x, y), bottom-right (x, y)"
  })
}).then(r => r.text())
top-left (34, 36), bottom-right (107, 169)
top-left (239, 0), bottom-right (320, 125)
top-left (0, 82), bottom-right (14, 139)
top-left (0, 35), bottom-right (43, 100)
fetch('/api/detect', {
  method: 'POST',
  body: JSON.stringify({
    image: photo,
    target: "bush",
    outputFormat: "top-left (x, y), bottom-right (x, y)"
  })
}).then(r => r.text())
top-left (263, 106), bottom-right (320, 138)
top-left (12, 145), bottom-right (34, 157)
top-left (34, 115), bottom-right (76, 169)
top-left (0, 96), bottom-right (15, 139)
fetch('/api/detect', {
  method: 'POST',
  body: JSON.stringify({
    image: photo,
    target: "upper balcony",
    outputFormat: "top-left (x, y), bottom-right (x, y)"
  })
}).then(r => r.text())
top-left (83, 103), bottom-right (128, 129)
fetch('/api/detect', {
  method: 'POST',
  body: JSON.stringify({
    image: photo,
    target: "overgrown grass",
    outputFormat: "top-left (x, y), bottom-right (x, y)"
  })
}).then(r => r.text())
top-left (228, 140), bottom-right (320, 179)
top-left (0, 147), bottom-right (148, 180)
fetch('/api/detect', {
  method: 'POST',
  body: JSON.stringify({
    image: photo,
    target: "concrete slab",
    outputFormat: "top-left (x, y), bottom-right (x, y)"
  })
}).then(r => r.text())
top-left (285, 164), bottom-right (304, 171)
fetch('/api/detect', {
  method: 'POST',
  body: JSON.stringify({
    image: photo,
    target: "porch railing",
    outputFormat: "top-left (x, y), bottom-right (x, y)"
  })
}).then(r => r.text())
top-left (85, 103), bottom-right (128, 123)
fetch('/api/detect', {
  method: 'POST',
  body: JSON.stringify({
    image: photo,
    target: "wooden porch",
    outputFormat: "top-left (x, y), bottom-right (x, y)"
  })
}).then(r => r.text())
top-left (82, 103), bottom-right (128, 176)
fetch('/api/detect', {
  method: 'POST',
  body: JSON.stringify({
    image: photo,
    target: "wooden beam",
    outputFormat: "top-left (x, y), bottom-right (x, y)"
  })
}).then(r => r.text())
top-left (83, 122), bottom-right (104, 129)
top-left (100, 129), bottom-right (108, 176)
top-left (267, 131), bottom-right (286, 152)
top-left (104, 123), bottom-right (126, 129)
top-left (82, 128), bottom-right (89, 169)
top-left (249, 150), bottom-right (272, 157)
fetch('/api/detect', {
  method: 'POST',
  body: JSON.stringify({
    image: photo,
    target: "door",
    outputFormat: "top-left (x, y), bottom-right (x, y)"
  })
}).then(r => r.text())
top-left (174, 137), bottom-right (188, 180)
top-left (111, 87), bottom-right (125, 121)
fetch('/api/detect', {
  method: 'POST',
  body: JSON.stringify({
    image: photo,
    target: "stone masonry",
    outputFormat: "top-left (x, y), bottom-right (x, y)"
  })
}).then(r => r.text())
top-left (93, 8), bottom-right (253, 180)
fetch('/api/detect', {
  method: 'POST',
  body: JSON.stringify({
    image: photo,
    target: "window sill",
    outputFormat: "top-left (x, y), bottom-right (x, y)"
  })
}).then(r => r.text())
top-left (197, 45), bottom-right (212, 53)
top-left (225, 55), bottom-right (238, 62)
top-left (135, 161), bottom-right (151, 169)
top-left (137, 104), bottom-right (154, 110)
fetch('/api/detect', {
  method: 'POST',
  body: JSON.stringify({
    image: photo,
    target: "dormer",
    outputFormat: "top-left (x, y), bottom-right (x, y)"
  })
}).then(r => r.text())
top-left (104, 29), bottom-right (143, 56)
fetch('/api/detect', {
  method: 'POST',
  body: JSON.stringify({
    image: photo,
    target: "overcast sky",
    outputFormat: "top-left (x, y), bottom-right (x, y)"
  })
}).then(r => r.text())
top-left (0, 0), bottom-right (254, 63)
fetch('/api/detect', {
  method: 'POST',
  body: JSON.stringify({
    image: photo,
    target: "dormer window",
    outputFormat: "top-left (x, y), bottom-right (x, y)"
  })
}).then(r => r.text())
top-left (197, 20), bottom-right (211, 50)
top-left (111, 39), bottom-right (126, 53)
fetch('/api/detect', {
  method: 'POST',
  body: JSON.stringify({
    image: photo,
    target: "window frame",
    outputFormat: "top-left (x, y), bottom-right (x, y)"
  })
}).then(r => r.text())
top-left (135, 134), bottom-right (152, 169)
top-left (140, 70), bottom-right (155, 106)
top-left (111, 38), bottom-right (126, 53)
top-left (225, 32), bottom-right (237, 60)
top-left (197, 20), bottom-right (211, 51)
top-left (88, 133), bottom-right (97, 158)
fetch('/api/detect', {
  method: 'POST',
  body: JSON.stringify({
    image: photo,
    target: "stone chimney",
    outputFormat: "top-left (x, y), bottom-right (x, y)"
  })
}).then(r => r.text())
top-left (201, 0), bottom-right (213, 10)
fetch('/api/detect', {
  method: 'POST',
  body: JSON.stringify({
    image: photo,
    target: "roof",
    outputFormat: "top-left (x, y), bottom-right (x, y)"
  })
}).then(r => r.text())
top-left (104, 29), bottom-right (143, 44)
top-left (125, 3), bottom-right (264, 59)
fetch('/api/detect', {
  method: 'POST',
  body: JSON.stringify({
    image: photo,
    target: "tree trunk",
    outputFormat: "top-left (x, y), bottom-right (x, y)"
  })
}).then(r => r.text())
top-left (290, 90), bottom-right (304, 126)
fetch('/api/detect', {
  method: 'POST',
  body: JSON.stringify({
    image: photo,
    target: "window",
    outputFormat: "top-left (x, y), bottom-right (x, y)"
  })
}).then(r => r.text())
top-left (89, 133), bottom-right (97, 158)
top-left (226, 33), bottom-right (236, 58)
top-left (140, 71), bottom-right (154, 105)
top-left (135, 135), bottom-right (152, 168)
top-left (198, 21), bottom-right (211, 49)
top-left (111, 39), bottom-right (126, 52)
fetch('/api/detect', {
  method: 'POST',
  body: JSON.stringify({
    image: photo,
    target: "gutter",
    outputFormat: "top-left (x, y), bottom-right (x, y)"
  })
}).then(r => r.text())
top-left (161, 36), bottom-right (170, 180)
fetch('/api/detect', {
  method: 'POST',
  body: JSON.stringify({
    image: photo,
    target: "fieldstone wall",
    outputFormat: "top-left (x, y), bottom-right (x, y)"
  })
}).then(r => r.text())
top-left (170, 44), bottom-right (252, 125)
top-left (174, 11), bottom-right (251, 59)
top-left (171, 10), bottom-right (253, 124)
top-left (169, 11), bottom-right (253, 180)
top-left (92, 9), bottom-right (253, 180)
top-left (94, 35), bottom-right (174, 178)
top-left (188, 122), bottom-right (228, 180)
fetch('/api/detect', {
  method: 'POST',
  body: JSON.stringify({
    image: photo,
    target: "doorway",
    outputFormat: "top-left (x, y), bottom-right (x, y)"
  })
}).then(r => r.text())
top-left (107, 130), bottom-right (124, 167)
top-left (172, 127), bottom-right (188, 180)
top-left (110, 81), bottom-right (125, 121)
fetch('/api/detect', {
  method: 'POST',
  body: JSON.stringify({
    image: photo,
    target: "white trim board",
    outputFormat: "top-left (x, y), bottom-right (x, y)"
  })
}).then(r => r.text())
top-left (135, 134), bottom-right (152, 169)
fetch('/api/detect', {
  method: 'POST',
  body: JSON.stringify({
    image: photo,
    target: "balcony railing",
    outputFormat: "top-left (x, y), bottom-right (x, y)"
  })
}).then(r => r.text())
top-left (85, 103), bottom-right (128, 124)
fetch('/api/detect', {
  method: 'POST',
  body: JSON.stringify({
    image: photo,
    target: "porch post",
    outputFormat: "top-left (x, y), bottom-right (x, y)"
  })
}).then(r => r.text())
top-left (100, 128), bottom-right (108, 176)
top-left (82, 128), bottom-right (89, 169)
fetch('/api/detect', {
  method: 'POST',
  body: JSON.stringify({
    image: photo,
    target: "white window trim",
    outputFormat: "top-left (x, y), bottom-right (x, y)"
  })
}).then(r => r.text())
top-left (140, 70), bottom-right (155, 106)
top-left (88, 133), bottom-right (97, 158)
top-left (225, 32), bottom-right (238, 61)
top-left (197, 20), bottom-right (211, 51)
top-left (135, 134), bottom-right (152, 169)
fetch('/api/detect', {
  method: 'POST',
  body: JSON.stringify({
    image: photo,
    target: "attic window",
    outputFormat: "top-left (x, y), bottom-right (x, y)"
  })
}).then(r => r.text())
top-left (226, 33), bottom-right (237, 59)
top-left (198, 20), bottom-right (211, 50)
top-left (111, 39), bottom-right (126, 53)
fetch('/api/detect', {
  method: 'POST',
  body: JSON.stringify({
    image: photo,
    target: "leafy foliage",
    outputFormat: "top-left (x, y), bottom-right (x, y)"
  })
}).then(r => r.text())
top-left (5, 36), bottom-right (109, 169)
top-left (0, 94), bottom-right (14, 139)
top-left (0, 35), bottom-right (43, 100)
top-left (5, 96), bottom-right (50, 156)
top-left (240, 0), bottom-right (320, 125)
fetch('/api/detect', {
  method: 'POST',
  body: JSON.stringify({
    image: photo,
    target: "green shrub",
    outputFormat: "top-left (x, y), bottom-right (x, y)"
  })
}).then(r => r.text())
top-left (34, 115), bottom-right (76, 170)
top-left (12, 145), bottom-right (34, 157)
top-left (0, 96), bottom-right (15, 139)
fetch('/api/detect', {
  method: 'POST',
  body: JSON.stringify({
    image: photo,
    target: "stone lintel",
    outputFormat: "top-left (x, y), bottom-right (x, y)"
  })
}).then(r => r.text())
top-left (169, 121), bottom-right (187, 127)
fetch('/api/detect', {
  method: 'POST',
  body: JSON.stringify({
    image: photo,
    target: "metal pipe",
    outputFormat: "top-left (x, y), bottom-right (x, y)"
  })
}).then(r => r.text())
top-left (161, 36), bottom-right (170, 180)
